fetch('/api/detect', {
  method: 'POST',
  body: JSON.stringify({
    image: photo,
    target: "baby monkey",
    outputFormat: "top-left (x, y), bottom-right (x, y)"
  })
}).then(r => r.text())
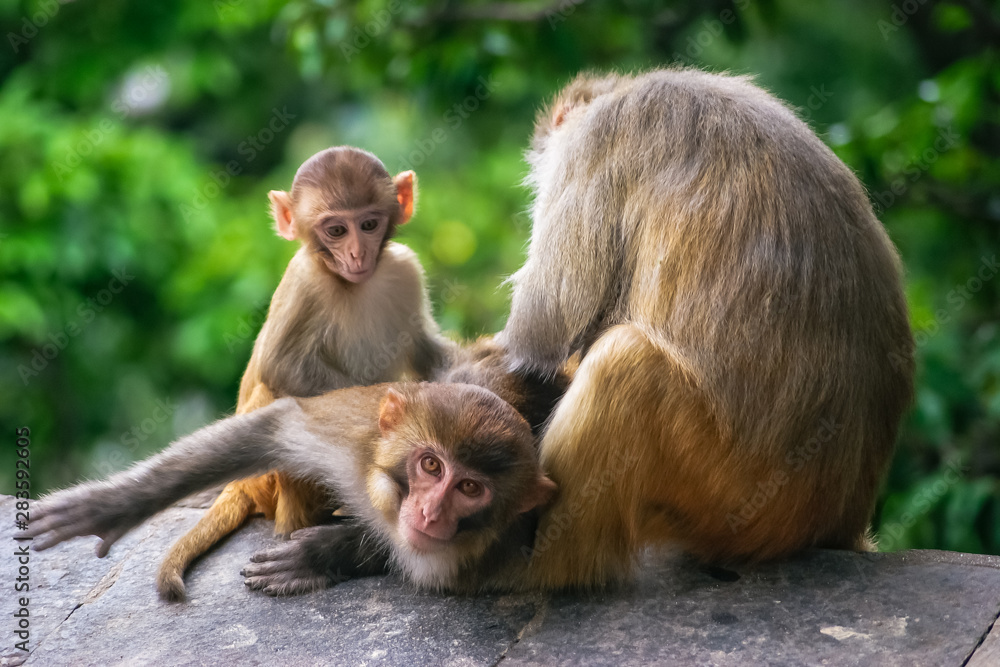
top-left (157, 146), bottom-right (452, 601)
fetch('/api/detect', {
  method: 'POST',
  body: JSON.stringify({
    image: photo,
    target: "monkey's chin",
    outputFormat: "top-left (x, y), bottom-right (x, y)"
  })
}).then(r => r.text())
top-left (339, 266), bottom-right (375, 283)
top-left (401, 525), bottom-right (452, 553)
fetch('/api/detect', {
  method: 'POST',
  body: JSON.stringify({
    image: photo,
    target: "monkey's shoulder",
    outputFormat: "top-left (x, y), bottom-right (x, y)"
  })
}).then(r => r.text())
top-left (375, 242), bottom-right (426, 281)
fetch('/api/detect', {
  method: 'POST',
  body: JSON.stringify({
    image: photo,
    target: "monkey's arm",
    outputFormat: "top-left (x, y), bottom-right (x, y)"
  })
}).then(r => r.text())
top-left (496, 211), bottom-right (618, 375)
top-left (241, 523), bottom-right (390, 596)
top-left (26, 398), bottom-right (312, 556)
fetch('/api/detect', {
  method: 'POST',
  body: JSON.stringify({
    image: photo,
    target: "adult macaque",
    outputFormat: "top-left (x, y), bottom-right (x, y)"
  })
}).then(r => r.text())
top-left (157, 146), bottom-right (453, 600)
top-left (494, 68), bottom-right (915, 588)
top-left (27, 343), bottom-right (565, 595)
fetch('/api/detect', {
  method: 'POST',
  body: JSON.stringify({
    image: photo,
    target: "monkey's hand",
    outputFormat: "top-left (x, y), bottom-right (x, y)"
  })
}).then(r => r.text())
top-left (25, 482), bottom-right (148, 557)
top-left (242, 524), bottom-right (389, 596)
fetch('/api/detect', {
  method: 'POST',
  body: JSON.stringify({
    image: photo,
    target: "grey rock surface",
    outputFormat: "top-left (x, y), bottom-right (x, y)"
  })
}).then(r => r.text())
top-left (2, 494), bottom-right (999, 666)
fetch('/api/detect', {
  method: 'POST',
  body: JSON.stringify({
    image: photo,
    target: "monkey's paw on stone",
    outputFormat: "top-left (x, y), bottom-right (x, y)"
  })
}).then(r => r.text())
top-left (242, 525), bottom-right (362, 597)
top-left (25, 483), bottom-right (139, 557)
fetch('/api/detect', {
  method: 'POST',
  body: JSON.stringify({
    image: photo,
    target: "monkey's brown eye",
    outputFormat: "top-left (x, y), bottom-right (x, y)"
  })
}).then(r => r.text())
top-left (458, 480), bottom-right (482, 497)
top-left (360, 218), bottom-right (379, 232)
top-left (327, 225), bottom-right (347, 238)
top-left (420, 455), bottom-right (441, 476)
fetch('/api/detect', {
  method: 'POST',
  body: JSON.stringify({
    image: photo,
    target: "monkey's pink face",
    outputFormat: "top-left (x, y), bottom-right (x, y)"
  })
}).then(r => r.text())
top-left (314, 207), bottom-right (389, 283)
top-left (398, 449), bottom-right (494, 552)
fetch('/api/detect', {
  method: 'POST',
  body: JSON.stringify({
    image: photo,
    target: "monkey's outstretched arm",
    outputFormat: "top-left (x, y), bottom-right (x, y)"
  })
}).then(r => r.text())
top-left (26, 398), bottom-right (305, 556)
top-left (241, 523), bottom-right (390, 596)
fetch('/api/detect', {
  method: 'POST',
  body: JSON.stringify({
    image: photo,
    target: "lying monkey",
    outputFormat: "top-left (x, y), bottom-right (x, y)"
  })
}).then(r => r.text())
top-left (28, 341), bottom-right (566, 595)
top-left (157, 146), bottom-right (454, 600)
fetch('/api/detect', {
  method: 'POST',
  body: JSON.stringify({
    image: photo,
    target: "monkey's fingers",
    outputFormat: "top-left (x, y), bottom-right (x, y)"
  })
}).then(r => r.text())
top-left (31, 529), bottom-right (75, 552)
top-left (243, 539), bottom-right (334, 597)
top-left (243, 570), bottom-right (330, 597)
top-left (27, 494), bottom-right (133, 554)
top-left (242, 538), bottom-right (306, 576)
top-left (288, 525), bottom-right (331, 539)
top-left (263, 576), bottom-right (330, 597)
top-left (95, 527), bottom-right (129, 558)
top-left (242, 554), bottom-right (291, 576)
top-left (26, 506), bottom-right (91, 550)
top-left (30, 520), bottom-right (124, 556)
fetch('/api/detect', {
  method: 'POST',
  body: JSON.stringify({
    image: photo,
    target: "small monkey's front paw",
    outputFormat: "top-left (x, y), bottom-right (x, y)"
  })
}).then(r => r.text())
top-left (242, 527), bottom-right (347, 596)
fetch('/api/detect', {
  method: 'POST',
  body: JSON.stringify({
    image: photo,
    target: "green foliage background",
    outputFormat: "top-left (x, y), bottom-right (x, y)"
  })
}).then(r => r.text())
top-left (1, 0), bottom-right (997, 555)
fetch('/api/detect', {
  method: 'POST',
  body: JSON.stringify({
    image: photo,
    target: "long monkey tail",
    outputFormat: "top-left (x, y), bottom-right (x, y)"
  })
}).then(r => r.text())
top-left (156, 475), bottom-right (277, 602)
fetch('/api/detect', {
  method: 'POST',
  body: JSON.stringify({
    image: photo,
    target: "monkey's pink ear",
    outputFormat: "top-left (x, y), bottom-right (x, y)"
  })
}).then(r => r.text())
top-left (393, 171), bottom-right (417, 224)
top-left (552, 101), bottom-right (574, 128)
top-left (517, 475), bottom-right (558, 514)
top-left (378, 388), bottom-right (408, 434)
top-left (268, 190), bottom-right (297, 240)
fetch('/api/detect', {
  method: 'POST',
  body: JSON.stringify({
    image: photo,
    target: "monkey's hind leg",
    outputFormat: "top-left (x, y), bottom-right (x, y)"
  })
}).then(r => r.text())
top-left (156, 474), bottom-right (277, 602)
top-left (526, 323), bottom-right (771, 590)
top-left (526, 323), bottom-right (862, 591)
top-left (273, 473), bottom-right (329, 536)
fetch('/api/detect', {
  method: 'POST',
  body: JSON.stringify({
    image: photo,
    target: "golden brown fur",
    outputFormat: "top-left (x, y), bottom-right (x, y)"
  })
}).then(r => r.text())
top-left (496, 69), bottom-right (915, 589)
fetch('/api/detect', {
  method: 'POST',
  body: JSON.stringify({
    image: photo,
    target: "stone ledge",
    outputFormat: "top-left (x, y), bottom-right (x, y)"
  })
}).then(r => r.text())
top-left (2, 495), bottom-right (998, 666)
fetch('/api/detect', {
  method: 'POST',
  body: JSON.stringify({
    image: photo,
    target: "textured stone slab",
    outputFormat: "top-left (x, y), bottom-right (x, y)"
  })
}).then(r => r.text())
top-left (2, 497), bottom-right (999, 666)
top-left (969, 623), bottom-right (1000, 667)
top-left (507, 550), bottom-right (1000, 666)
top-left (3, 504), bottom-right (541, 667)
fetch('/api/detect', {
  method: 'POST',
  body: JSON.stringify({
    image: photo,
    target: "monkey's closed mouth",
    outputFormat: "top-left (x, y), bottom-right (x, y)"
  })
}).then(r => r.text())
top-left (402, 526), bottom-right (452, 552)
